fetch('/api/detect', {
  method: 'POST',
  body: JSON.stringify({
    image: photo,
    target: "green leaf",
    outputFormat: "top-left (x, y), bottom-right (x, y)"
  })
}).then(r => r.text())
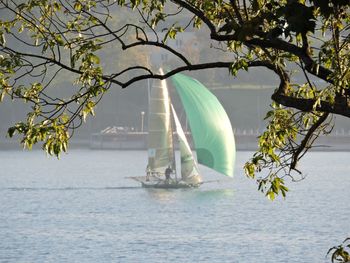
top-left (53, 2), bottom-right (61, 11)
top-left (7, 127), bottom-right (16, 137)
top-left (55, 34), bottom-right (64, 45)
top-left (89, 54), bottom-right (100, 64)
top-left (74, 2), bottom-right (82, 12)
top-left (0, 31), bottom-right (5, 46)
top-left (267, 191), bottom-right (275, 201)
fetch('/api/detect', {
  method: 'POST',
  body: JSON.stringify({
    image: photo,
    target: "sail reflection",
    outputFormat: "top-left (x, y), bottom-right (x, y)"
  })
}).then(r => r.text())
top-left (144, 187), bottom-right (235, 203)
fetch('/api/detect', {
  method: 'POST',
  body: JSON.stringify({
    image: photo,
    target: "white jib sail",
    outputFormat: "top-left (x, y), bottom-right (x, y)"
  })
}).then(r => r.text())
top-left (171, 104), bottom-right (201, 184)
top-left (147, 68), bottom-right (175, 175)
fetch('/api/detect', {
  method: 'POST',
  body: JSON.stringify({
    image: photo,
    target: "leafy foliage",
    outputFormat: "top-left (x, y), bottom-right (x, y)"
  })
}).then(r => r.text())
top-left (0, 0), bottom-right (146, 156)
top-left (327, 238), bottom-right (350, 263)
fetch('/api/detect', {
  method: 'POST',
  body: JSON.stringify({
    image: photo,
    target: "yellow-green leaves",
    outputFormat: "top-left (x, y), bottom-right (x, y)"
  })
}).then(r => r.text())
top-left (327, 238), bottom-right (350, 263)
top-left (163, 25), bottom-right (184, 43)
top-left (256, 174), bottom-right (289, 201)
top-left (8, 118), bottom-right (70, 158)
top-left (53, 2), bottom-right (61, 11)
top-left (244, 104), bottom-right (297, 199)
top-left (82, 100), bottom-right (95, 122)
top-left (74, 2), bottom-right (82, 12)
top-left (88, 53), bottom-right (100, 65)
top-left (22, 83), bottom-right (43, 103)
top-left (71, 41), bottom-right (102, 68)
top-left (266, 177), bottom-right (289, 200)
top-left (151, 12), bottom-right (166, 29)
top-left (229, 59), bottom-right (248, 76)
top-left (43, 125), bottom-right (69, 157)
top-left (0, 31), bottom-right (5, 46)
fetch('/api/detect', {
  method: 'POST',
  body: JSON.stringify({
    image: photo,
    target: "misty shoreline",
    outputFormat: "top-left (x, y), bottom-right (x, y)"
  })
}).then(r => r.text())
top-left (0, 134), bottom-right (349, 152)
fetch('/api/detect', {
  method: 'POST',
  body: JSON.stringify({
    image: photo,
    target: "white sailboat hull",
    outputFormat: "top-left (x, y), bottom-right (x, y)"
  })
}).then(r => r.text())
top-left (128, 176), bottom-right (201, 189)
top-left (142, 181), bottom-right (200, 189)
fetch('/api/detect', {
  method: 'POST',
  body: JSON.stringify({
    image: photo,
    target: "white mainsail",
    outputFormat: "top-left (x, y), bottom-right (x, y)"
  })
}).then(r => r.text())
top-left (147, 69), bottom-right (175, 175)
top-left (171, 104), bottom-right (202, 184)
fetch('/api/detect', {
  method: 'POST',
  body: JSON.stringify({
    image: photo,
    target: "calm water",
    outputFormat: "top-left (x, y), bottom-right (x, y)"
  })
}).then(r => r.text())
top-left (0, 150), bottom-right (349, 263)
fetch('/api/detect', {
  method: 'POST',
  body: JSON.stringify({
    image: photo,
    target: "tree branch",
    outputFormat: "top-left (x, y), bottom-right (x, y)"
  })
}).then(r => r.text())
top-left (290, 113), bottom-right (329, 170)
top-left (171, 0), bottom-right (217, 33)
top-left (123, 40), bottom-right (191, 66)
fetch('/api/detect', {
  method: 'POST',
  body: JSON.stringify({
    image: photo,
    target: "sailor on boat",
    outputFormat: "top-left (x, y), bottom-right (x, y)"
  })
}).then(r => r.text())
top-left (146, 164), bottom-right (151, 181)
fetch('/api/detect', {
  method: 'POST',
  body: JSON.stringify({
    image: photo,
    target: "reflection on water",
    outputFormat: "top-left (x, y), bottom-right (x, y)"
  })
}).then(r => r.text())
top-left (144, 186), bottom-right (235, 203)
top-left (145, 188), bottom-right (181, 202)
top-left (195, 188), bottom-right (235, 198)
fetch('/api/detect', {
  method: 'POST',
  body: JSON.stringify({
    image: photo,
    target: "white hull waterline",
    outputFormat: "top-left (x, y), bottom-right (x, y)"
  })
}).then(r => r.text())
top-left (129, 176), bottom-right (201, 189)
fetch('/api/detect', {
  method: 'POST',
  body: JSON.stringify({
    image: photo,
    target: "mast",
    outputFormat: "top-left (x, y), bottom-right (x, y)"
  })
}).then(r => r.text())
top-left (147, 68), bottom-right (176, 175)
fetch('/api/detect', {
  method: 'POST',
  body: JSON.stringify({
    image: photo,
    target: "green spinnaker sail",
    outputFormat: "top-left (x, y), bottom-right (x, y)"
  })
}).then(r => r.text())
top-left (171, 73), bottom-right (236, 177)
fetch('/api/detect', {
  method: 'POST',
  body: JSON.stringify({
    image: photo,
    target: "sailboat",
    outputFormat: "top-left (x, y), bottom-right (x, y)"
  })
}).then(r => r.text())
top-left (131, 69), bottom-right (236, 188)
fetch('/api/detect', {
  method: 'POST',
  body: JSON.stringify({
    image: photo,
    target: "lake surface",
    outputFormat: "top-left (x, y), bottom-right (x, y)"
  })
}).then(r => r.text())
top-left (0, 150), bottom-right (349, 263)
